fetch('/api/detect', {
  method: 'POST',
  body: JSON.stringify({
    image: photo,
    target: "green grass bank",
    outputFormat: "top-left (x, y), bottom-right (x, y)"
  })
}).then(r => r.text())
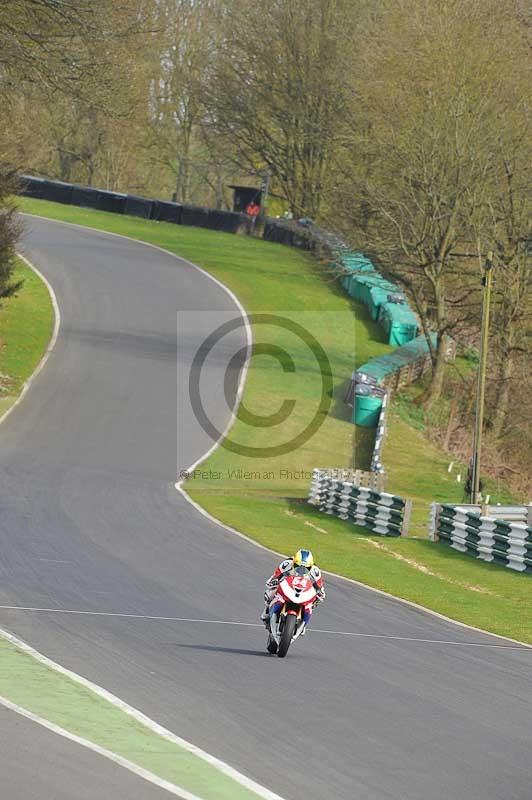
top-left (16, 197), bottom-right (532, 644)
top-left (0, 256), bottom-right (55, 418)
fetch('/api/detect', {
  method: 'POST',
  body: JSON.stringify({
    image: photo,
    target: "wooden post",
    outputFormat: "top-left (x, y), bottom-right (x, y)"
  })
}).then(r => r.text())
top-left (430, 503), bottom-right (441, 541)
top-left (401, 499), bottom-right (413, 537)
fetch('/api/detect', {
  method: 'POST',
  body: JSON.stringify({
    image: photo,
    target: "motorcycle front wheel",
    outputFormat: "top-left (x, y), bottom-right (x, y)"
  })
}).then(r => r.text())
top-left (277, 614), bottom-right (297, 658)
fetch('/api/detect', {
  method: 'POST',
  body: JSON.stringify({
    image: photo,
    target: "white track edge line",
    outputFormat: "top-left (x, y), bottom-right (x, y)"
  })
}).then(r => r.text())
top-left (20, 211), bottom-right (532, 654)
top-left (0, 695), bottom-right (202, 800)
top-left (0, 624), bottom-right (286, 800)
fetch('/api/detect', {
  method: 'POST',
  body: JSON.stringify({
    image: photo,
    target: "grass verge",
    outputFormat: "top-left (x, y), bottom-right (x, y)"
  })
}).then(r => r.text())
top-left (0, 256), bottom-right (54, 417)
top-left (17, 197), bottom-right (532, 644)
top-left (0, 634), bottom-right (275, 799)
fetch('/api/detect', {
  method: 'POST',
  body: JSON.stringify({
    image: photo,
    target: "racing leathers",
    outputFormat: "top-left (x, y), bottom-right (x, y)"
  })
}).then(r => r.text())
top-left (261, 558), bottom-right (326, 628)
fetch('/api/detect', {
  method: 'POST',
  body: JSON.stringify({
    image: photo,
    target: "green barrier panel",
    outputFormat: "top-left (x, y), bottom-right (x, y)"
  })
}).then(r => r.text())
top-left (378, 302), bottom-right (418, 345)
top-left (353, 393), bottom-right (383, 427)
top-left (369, 286), bottom-right (394, 320)
top-left (340, 253), bottom-right (374, 270)
top-left (356, 333), bottom-right (437, 384)
top-left (390, 325), bottom-right (418, 346)
top-left (358, 280), bottom-right (397, 313)
top-left (348, 273), bottom-right (382, 300)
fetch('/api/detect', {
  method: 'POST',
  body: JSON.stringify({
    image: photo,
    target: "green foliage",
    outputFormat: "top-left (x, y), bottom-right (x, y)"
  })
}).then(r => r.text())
top-left (0, 257), bottom-right (54, 416)
top-left (0, 168), bottom-right (23, 304)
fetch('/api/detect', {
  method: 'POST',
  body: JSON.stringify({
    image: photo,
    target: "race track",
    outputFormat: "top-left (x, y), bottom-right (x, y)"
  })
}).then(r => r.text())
top-left (0, 215), bottom-right (531, 800)
top-left (0, 705), bottom-right (172, 800)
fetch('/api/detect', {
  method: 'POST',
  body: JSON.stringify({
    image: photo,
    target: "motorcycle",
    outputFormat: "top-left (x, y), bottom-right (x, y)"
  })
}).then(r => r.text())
top-left (266, 566), bottom-right (318, 658)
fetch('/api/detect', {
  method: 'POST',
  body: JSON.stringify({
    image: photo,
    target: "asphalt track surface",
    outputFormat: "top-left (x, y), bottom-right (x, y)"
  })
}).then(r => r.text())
top-left (1, 215), bottom-right (531, 800)
top-left (0, 705), bottom-right (172, 800)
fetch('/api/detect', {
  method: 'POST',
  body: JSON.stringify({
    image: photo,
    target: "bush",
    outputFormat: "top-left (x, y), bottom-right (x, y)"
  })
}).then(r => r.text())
top-left (0, 167), bottom-right (23, 303)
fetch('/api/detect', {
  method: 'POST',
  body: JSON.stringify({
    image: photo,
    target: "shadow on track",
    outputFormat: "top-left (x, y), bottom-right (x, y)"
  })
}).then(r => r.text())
top-left (176, 643), bottom-right (270, 657)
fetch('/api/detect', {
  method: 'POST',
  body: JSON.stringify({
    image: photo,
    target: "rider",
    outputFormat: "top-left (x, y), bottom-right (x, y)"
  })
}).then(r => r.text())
top-left (260, 549), bottom-right (326, 632)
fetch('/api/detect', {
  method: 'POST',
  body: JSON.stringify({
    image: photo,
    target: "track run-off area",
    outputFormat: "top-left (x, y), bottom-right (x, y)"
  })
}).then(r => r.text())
top-left (0, 215), bottom-right (531, 800)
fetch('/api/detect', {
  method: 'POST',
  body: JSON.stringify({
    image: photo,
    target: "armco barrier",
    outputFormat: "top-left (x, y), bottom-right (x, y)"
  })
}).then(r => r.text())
top-left (308, 469), bottom-right (411, 536)
top-left (430, 503), bottom-right (532, 572)
top-left (370, 390), bottom-right (389, 475)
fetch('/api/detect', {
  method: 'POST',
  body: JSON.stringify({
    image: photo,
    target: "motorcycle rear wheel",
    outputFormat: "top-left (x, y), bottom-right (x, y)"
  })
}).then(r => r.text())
top-left (277, 615), bottom-right (297, 658)
top-left (266, 634), bottom-right (278, 654)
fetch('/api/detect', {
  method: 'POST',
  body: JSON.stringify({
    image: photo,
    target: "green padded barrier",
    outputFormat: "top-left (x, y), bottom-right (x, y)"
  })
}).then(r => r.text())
top-left (378, 302), bottom-right (418, 345)
top-left (356, 333), bottom-right (437, 384)
top-left (369, 286), bottom-right (397, 320)
top-left (348, 273), bottom-right (382, 300)
top-left (358, 279), bottom-right (397, 313)
top-left (353, 393), bottom-right (383, 427)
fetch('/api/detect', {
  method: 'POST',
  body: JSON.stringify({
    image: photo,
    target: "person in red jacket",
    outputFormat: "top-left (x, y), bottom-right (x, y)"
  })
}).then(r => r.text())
top-left (245, 200), bottom-right (261, 227)
top-left (260, 549), bottom-right (326, 632)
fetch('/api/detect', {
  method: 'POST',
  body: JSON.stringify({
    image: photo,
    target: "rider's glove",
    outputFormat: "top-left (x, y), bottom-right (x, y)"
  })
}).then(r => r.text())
top-left (266, 578), bottom-right (279, 589)
top-left (316, 589), bottom-right (326, 602)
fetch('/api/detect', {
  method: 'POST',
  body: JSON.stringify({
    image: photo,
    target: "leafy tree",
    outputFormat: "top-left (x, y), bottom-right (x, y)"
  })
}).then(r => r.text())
top-left (0, 167), bottom-right (23, 303)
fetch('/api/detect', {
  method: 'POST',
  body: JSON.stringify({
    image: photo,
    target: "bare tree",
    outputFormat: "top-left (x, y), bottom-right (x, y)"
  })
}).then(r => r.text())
top-left (205, 0), bottom-right (357, 218)
top-left (331, 0), bottom-right (531, 407)
top-left (486, 154), bottom-right (532, 439)
top-left (144, 0), bottom-right (219, 203)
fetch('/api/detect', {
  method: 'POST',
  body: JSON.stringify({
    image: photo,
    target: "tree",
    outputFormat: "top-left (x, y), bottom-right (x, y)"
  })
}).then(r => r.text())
top-left (331, 0), bottom-right (531, 407)
top-left (145, 0), bottom-right (220, 203)
top-left (0, 167), bottom-right (23, 303)
top-left (205, 0), bottom-right (356, 218)
top-left (486, 155), bottom-right (532, 439)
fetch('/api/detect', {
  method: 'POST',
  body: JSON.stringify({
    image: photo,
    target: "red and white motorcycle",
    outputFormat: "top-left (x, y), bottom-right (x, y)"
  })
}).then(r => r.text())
top-left (266, 567), bottom-right (317, 658)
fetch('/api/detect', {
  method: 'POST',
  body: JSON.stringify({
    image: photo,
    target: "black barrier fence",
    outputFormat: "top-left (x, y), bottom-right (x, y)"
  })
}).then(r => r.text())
top-left (18, 175), bottom-right (334, 249)
top-left (207, 208), bottom-right (249, 234)
top-left (151, 200), bottom-right (183, 225)
top-left (124, 194), bottom-right (153, 219)
top-left (71, 185), bottom-right (102, 210)
top-left (21, 177), bottom-right (74, 205)
top-left (180, 203), bottom-right (210, 228)
top-left (98, 191), bottom-right (127, 215)
top-left (262, 218), bottom-right (340, 257)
